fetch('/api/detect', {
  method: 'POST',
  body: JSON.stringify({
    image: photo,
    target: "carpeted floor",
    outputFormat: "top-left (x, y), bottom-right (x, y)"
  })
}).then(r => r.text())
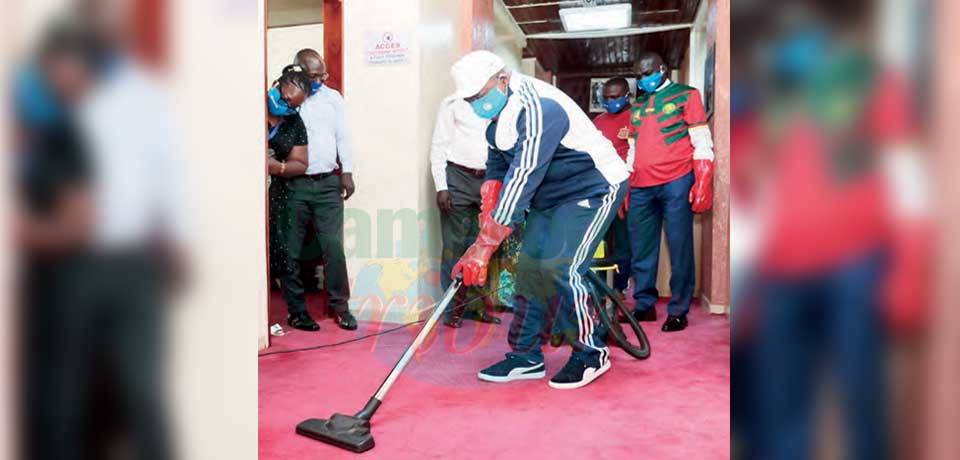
top-left (259, 298), bottom-right (730, 459)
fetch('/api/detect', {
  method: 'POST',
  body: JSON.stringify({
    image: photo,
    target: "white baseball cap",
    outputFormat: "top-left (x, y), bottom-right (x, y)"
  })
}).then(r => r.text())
top-left (450, 50), bottom-right (506, 99)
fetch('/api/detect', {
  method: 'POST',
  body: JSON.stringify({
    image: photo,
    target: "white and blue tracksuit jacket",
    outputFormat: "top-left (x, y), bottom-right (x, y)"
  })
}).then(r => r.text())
top-left (484, 74), bottom-right (630, 227)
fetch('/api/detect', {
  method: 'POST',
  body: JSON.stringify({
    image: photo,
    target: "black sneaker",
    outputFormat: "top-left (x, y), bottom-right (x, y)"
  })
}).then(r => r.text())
top-left (287, 312), bottom-right (320, 331)
top-left (548, 354), bottom-right (611, 390)
top-left (477, 356), bottom-right (546, 383)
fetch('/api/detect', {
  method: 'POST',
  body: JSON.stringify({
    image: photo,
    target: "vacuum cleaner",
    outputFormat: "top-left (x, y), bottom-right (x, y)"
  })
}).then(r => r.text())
top-left (296, 277), bottom-right (463, 453)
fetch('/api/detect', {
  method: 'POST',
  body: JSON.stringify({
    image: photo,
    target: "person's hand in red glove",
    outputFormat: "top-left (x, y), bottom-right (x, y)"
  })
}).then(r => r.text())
top-left (452, 180), bottom-right (512, 286)
top-left (452, 219), bottom-right (513, 286)
top-left (689, 159), bottom-right (714, 213)
top-left (883, 221), bottom-right (931, 335)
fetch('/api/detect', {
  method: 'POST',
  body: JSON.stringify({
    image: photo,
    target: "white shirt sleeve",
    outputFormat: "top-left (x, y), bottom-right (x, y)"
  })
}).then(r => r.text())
top-left (331, 91), bottom-right (354, 173)
top-left (882, 144), bottom-right (930, 219)
top-left (689, 124), bottom-right (715, 161)
top-left (430, 100), bottom-right (456, 191)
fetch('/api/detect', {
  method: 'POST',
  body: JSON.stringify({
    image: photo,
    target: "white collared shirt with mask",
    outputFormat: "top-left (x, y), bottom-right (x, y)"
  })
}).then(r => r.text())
top-left (429, 96), bottom-right (490, 191)
top-left (298, 84), bottom-right (354, 174)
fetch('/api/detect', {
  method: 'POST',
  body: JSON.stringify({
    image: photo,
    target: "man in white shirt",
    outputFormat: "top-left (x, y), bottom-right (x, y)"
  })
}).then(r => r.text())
top-left (17, 21), bottom-right (180, 459)
top-left (278, 48), bottom-right (356, 331)
top-left (430, 96), bottom-right (501, 328)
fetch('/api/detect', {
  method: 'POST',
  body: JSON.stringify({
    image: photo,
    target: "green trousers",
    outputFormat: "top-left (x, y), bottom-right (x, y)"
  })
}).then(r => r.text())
top-left (278, 174), bottom-right (350, 315)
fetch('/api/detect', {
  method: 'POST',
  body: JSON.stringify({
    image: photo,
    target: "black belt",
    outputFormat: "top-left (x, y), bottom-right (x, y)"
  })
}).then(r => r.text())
top-left (448, 161), bottom-right (486, 178)
top-left (304, 172), bottom-right (335, 180)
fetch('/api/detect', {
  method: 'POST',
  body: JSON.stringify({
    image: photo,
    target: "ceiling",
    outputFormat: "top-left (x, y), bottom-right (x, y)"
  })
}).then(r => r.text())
top-left (502, 0), bottom-right (702, 75)
top-left (267, 0), bottom-right (323, 28)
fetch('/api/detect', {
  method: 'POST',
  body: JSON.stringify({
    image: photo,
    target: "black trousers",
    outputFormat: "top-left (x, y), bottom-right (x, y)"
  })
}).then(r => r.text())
top-left (23, 251), bottom-right (172, 460)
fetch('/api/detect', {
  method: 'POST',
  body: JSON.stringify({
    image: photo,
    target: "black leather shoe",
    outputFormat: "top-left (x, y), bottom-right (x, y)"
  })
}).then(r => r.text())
top-left (444, 313), bottom-right (463, 328)
top-left (622, 307), bottom-right (657, 323)
top-left (661, 315), bottom-right (688, 332)
top-left (287, 312), bottom-right (320, 331)
top-left (478, 312), bottom-right (502, 324)
top-left (335, 311), bottom-right (358, 331)
top-left (463, 310), bottom-right (502, 324)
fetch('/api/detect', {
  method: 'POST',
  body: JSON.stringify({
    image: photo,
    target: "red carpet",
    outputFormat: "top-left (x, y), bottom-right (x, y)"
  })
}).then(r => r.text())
top-left (259, 300), bottom-right (730, 459)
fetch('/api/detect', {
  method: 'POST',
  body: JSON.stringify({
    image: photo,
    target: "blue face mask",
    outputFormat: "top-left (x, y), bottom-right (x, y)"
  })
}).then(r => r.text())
top-left (773, 29), bottom-right (827, 83)
top-left (602, 96), bottom-right (628, 114)
top-left (639, 70), bottom-right (665, 93)
top-left (309, 81), bottom-right (323, 96)
top-left (267, 87), bottom-right (298, 116)
top-left (14, 63), bottom-right (61, 126)
top-left (469, 85), bottom-right (508, 120)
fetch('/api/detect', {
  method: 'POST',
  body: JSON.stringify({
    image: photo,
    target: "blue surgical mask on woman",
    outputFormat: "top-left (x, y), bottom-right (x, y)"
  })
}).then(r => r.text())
top-left (309, 81), bottom-right (323, 95)
top-left (639, 70), bottom-right (665, 93)
top-left (267, 87), bottom-right (298, 116)
top-left (602, 96), bottom-right (629, 113)
top-left (470, 83), bottom-right (508, 120)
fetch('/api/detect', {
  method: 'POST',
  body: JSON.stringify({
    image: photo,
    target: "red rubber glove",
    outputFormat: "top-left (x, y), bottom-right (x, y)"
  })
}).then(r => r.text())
top-left (689, 159), bottom-right (714, 213)
top-left (883, 222), bottom-right (930, 335)
top-left (479, 180), bottom-right (502, 230)
top-left (452, 220), bottom-right (513, 286)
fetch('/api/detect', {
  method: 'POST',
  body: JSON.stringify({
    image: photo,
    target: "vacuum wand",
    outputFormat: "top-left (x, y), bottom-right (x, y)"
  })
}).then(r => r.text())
top-left (296, 276), bottom-right (464, 453)
top-left (354, 277), bottom-right (462, 421)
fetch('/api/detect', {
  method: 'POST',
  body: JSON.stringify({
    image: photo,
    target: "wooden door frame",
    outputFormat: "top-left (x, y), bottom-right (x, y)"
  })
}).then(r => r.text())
top-left (323, 0), bottom-right (343, 93)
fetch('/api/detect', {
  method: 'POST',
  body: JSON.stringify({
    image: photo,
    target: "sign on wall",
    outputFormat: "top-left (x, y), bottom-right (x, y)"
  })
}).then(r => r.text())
top-left (365, 30), bottom-right (409, 65)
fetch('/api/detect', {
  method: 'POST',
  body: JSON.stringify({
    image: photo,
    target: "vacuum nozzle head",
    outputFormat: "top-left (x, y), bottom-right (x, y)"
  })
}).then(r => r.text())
top-left (296, 414), bottom-right (374, 453)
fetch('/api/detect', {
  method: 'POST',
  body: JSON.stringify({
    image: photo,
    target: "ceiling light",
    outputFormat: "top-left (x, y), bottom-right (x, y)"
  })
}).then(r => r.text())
top-left (559, 4), bottom-right (632, 32)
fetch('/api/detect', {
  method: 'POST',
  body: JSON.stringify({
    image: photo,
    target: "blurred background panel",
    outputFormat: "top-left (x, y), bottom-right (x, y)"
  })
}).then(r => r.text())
top-left (730, 1), bottom-right (960, 460)
top-left (5, 0), bottom-right (264, 459)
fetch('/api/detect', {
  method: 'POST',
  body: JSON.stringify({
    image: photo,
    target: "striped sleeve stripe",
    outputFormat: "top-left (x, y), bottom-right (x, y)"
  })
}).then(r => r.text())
top-left (503, 81), bottom-right (543, 222)
top-left (492, 86), bottom-right (531, 223)
top-left (567, 183), bottom-right (619, 365)
top-left (493, 81), bottom-right (538, 224)
top-left (493, 80), bottom-right (542, 225)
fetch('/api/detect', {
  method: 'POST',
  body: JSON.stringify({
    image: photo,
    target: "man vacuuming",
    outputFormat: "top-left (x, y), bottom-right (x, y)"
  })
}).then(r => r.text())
top-left (450, 51), bottom-right (629, 390)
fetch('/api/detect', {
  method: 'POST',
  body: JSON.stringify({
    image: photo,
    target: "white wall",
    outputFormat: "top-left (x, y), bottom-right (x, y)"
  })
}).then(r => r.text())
top-left (492, 39), bottom-right (523, 72)
top-left (492, 0), bottom-right (525, 71)
top-left (335, 0), bottom-right (469, 323)
top-left (266, 24), bottom-right (324, 84)
top-left (7, 1), bottom-right (263, 458)
top-left (169, 0), bottom-right (263, 457)
top-left (686, 0), bottom-right (710, 95)
top-left (674, 0), bottom-right (712, 297)
top-left (418, 0), bottom-right (467, 302)
top-left (521, 57), bottom-right (538, 76)
top-left (341, 0), bottom-right (426, 323)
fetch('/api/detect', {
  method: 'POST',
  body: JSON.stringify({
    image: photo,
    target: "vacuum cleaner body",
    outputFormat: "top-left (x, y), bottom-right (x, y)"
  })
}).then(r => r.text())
top-left (297, 414), bottom-right (374, 453)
